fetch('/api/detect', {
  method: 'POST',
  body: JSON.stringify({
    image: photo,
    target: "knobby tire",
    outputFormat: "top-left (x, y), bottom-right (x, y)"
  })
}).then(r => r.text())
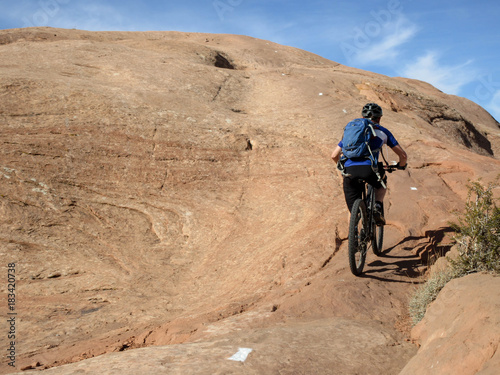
top-left (348, 198), bottom-right (367, 276)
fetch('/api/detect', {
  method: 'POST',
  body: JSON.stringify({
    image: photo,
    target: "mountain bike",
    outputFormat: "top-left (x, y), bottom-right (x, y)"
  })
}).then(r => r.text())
top-left (347, 165), bottom-right (399, 276)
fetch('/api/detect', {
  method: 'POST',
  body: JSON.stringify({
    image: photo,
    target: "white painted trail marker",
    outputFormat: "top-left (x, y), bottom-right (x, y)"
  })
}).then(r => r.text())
top-left (228, 348), bottom-right (253, 362)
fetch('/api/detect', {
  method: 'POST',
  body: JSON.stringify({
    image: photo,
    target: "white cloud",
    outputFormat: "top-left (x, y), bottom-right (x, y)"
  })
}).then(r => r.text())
top-left (354, 19), bottom-right (418, 65)
top-left (401, 51), bottom-right (475, 95)
top-left (339, 15), bottom-right (418, 66)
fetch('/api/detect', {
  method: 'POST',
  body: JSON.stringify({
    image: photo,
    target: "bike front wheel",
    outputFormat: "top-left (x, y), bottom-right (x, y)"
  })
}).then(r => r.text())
top-left (348, 198), bottom-right (367, 276)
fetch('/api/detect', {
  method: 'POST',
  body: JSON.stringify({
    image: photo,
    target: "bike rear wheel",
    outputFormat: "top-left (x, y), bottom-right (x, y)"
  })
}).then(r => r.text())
top-left (348, 198), bottom-right (367, 276)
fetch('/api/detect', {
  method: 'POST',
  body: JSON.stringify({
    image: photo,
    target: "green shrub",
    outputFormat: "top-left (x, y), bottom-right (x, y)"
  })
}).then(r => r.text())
top-left (409, 269), bottom-right (454, 325)
top-left (449, 178), bottom-right (500, 275)
top-left (409, 177), bottom-right (500, 325)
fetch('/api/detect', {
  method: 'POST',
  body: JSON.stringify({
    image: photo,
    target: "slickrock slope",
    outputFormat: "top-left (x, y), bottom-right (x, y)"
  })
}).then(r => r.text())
top-left (1, 27), bottom-right (499, 374)
top-left (400, 273), bottom-right (500, 375)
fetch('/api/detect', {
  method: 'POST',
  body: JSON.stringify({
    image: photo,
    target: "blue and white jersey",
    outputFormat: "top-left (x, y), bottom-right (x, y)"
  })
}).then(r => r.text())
top-left (339, 124), bottom-right (399, 167)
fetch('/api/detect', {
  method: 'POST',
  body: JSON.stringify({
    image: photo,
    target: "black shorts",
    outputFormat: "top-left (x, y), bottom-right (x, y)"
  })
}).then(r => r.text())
top-left (343, 163), bottom-right (386, 212)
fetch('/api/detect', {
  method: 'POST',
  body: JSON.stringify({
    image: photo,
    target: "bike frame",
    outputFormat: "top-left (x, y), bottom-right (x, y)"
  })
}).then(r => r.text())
top-left (347, 164), bottom-right (399, 275)
top-left (364, 183), bottom-right (376, 241)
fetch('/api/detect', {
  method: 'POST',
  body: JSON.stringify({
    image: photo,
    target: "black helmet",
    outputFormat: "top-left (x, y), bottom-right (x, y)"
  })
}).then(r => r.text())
top-left (362, 103), bottom-right (383, 119)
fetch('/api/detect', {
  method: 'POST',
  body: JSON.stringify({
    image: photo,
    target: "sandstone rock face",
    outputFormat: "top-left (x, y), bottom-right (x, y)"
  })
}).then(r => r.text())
top-left (400, 273), bottom-right (500, 375)
top-left (0, 27), bottom-right (499, 374)
top-left (10, 318), bottom-right (417, 375)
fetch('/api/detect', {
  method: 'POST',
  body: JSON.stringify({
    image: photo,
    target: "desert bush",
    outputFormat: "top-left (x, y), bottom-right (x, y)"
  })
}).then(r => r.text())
top-left (409, 269), bottom-right (454, 325)
top-left (409, 177), bottom-right (500, 325)
top-left (449, 178), bottom-right (500, 275)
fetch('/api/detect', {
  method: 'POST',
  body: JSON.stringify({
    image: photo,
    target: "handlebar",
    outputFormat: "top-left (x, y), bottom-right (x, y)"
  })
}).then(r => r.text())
top-left (384, 163), bottom-right (407, 173)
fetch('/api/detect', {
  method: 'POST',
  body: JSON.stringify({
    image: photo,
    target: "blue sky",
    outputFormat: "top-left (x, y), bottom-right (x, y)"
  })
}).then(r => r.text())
top-left (2, 0), bottom-right (499, 121)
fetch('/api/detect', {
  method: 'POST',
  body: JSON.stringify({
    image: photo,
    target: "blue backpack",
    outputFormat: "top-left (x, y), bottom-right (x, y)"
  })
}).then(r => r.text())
top-left (341, 118), bottom-right (375, 160)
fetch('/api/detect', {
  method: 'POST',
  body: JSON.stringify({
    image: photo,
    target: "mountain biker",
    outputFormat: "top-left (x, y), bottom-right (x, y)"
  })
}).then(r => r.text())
top-left (331, 103), bottom-right (407, 225)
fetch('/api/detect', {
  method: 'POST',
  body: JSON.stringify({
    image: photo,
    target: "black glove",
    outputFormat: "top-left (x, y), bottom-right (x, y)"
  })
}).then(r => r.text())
top-left (396, 162), bottom-right (407, 170)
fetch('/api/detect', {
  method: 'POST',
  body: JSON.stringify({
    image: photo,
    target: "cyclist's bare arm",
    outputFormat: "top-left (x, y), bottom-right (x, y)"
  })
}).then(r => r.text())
top-left (331, 145), bottom-right (342, 163)
top-left (391, 145), bottom-right (407, 167)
